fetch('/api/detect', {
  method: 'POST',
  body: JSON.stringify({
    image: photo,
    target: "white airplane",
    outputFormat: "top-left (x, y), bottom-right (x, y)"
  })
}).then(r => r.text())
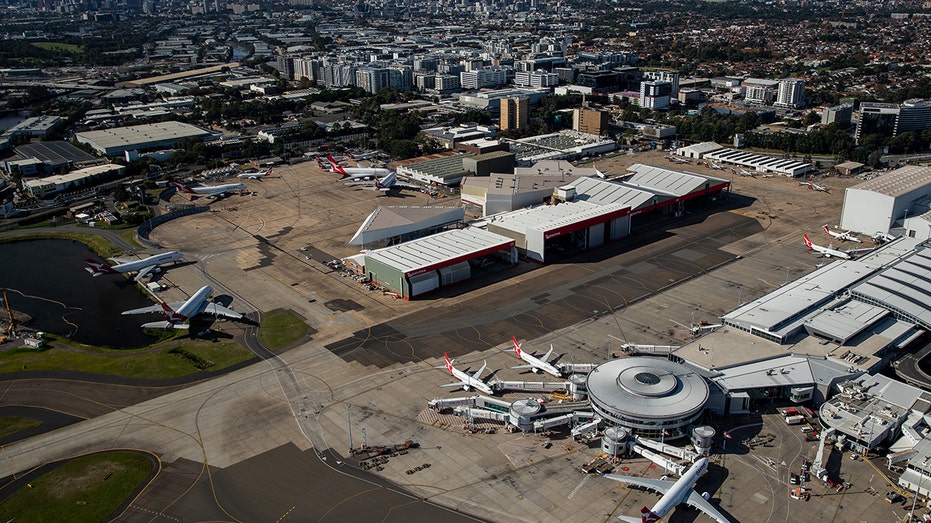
top-left (348, 151), bottom-right (379, 161)
top-left (667, 156), bottom-right (691, 164)
top-left (350, 172), bottom-right (420, 193)
top-left (708, 162), bottom-right (724, 170)
top-left (731, 168), bottom-right (755, 177)
top-left (823, 225), bottom-right (861, 243)
top-left (85, 251), bottom-right (184, 281)
top-left (237, 166), bottom-right (273, 179)
top-left (438, 353), bottom-right (494, 395)
top-left (510, 336), bottom-right (562, 378)
top-left (172, 180), bottom-right (246, 198)
top-left (605, 457), bottom-right (729, 523)
top-left (800, 181), bottom-right (828, 192)
top-left (804, 233), bottom-right (850, 259)
top-left (326, 155), bottom-right (391, 180)
top-left (122, 284), bottom-right (243, 329)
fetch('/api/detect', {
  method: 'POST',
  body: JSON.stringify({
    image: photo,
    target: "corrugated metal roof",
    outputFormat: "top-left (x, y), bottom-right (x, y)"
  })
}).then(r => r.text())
top-left (349, 206), bottom-right (464, 246)
top-left (850, 246), bottom-right (931, 329)
top-left (364, 227), bottom-right (513, 274)
top-left (486, 200), bottom-right (627, 234)
top-left (625, 164), bottom-right (727, 197)
top-left (572, 177), bottom-right (657, 210)
top-left (850, 165), bottom-right (931, 198)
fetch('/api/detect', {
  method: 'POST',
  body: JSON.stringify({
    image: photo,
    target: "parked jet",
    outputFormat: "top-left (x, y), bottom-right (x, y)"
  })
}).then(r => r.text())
top-left (351, 172), bottom-right (420, 193)
top-left (438, 353), bottom-right (494, 394)
top-left (708, 162), bottom-right (725, 170)
top-left (823, 225), bottom-right (861, 243)
top-left (731, 168), bottom-right (755, 177)
top-left (237, 166), bottom-right (273, 179)
top-left (510, 336), bottom-right (562, 378)
top-left (348, 151), bottom-right (378, 160)
top-left (800, 181), bottom-right (829, 192)
top-left (605, 457), bottom-right (729, 523)
top-left (85, 251), bottom-right (184, 281)
top-left (172, 180), bottom-right (246, 198)
top-left (122, 284), bottom-right (242, 329)
top-left (804, 233), bottom-right (850, 259)
top-left (326, 155), bottom-right (392, 179)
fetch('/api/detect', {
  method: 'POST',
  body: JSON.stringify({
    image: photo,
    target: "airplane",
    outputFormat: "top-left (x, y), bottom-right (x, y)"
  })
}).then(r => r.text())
top-left (731, 168), bottom-right (755, 177)
top-left (85, 251), bottom-right (184, 281)
top-left (172, 180), bottom-right (247, 198)
top-left (605, 457), bottom-right (729, 523)
top-left (823, 225), bottom-right (861, 243)
top-left (800, 181), bottom-right (829, 192)
top-left (803, 233), bottom-right (850, 259)
top-left (348, 151), bottom-right (379, 161)
top-left (510, 336), bottom-right (562, 378)
top-left (437, 353), bottom-right (494, 395)
top-left (237, 166), bottom-right (273, 179)
top-left (325, 155), bottom-right (392, 179)
top-left (708, 162), bottom-right (724, 170)
top-left (666, 156), bottom-right (691, 164)
top-left (350, 172), bottom-right (420, 193)
top-left (122, 284), bottom-right (243, 329)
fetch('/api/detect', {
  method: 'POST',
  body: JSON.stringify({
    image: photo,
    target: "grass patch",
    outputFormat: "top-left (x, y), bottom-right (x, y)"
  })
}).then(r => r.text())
top-left (0, 451), bottom-right (152, 523)
top-left (257, 309), bottom-right (311, 351)
top-left (31, 42), bottom-right (84, 53)
top-left (0, 416), bottom-right (41, 439)
top-left (0, 335), bottom-right (253, 379)
top-left (0, 232), bottom-right (119, 258)
top-left (118, 228), bottom-right (144, 249)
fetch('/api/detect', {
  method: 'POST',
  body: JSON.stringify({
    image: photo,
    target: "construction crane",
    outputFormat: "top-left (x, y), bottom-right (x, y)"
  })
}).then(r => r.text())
top-left (2, 291), bottom-right (14, 341)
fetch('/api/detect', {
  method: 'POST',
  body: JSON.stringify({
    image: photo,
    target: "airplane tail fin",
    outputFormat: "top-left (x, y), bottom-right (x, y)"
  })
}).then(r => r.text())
top-left (326, 155), bottom-right (347, 175)
top-left (511, 336), bottom-right (522, 357)
top-left (823, 225), bottom-right (830, 234)
top-left (160, 301), bottom-right (187, 324)
top-left (172, 181), bottom-right (196, 194)
top-left (803, 234), bottom-right (813, 250)
top-left (443, 352), bottom-right (454, 374)
top-left (84, 259), bottom-right (118, 275)
top-left (640, 506), bottom-right (660, 523)
top-left (264, 167), bottom-right (273, 177)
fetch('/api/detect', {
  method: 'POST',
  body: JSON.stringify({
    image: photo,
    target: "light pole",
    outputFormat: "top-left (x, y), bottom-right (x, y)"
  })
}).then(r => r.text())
top-left (909, 456), bottom-right (931, 522)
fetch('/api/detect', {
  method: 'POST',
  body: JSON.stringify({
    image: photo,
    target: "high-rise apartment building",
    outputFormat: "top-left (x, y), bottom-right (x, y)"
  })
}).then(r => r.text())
top-left (644, 71), bottom-right (679, 97)
top-left (639, 80), bottom-right (672, 110)
top-left (774, 78), bottom-right (806, 108)
top-left (500, 97), bottom-right (528, 131)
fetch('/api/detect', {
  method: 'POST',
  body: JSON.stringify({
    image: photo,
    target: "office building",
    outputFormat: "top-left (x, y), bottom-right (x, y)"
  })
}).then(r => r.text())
top-left (856, 100), bottom-right (931, 144)
top-left (822, 103), bottom-right (854, 126)
top-left (639, 80), bottom-right (672, 110)
top-left (644, 71), bottom-right (679, 96)
top-left (573, 107), bottom-right (609, 136)
top-left (500, 97), bottom-right (528, 131)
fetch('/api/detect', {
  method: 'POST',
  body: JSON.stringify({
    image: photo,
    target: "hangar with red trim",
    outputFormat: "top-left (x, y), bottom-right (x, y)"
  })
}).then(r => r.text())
top-left (363, 228), bottom-right (517, 299)
top-left (486, 201), bottom-right (631, 262)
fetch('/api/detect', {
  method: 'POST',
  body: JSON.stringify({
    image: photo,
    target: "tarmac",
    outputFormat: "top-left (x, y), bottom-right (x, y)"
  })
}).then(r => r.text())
top-left (0, 151), bottom-right (911, 522)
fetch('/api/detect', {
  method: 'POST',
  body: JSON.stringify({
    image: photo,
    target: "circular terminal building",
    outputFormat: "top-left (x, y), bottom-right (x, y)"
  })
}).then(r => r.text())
top-left (586, 357), bottom-right (709, 439)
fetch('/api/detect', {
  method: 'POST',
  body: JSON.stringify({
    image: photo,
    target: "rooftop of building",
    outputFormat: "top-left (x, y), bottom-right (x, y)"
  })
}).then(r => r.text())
top-left (849, 165), bottom-right (931, 198)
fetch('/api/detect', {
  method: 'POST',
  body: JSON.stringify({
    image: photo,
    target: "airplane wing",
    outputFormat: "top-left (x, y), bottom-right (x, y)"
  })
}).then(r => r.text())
top-left (202, 302), bottom-right (243, 319)
top-left (603, 474), bottom-right (674, 496)
top-left (108, 256), bottom-right (134, 264)
top-left (141, 320), bottom-right (190, 330)
top-left (439, 382), bottom-right (464, 388)
top-left (134, 265), bottom-right (157, 282)
top-left (123, 301), bottom-right (185, 315)
top-left (684, 491), bottom-right (730, 523)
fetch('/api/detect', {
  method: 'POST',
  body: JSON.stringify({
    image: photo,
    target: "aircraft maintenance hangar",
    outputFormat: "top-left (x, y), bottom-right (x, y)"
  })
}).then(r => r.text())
top-left (363, 227), bottom-right (516, 299)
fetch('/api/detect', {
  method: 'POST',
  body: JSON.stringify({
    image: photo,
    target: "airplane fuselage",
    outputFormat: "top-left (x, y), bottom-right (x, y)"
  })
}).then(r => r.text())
top-left (650, 458), bottom-right (708, 519)
top-left (114, 251), bottom-right (182, 273)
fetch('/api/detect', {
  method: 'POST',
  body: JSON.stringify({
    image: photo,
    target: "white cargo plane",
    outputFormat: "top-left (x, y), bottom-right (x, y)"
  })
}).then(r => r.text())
top-left (438, 353), bottom-right (494, 395)
top-left (172, 180), bottom-right (246, 198)
top-left (510, 336), bottom-right (562, 378)
top-left (804, 233), bottom-right (850, 259)
top-left (605, 457), bottom-right (729, 523)
top-left (823, 224), bottom-right (861, 243)
top-left (85, 251), bottom-right (184, 281)
top-left (237, 166), bottom-right (273, 179)
top-left (122, 284), bottom-right (243, 329)
top-left (731, 168), bottom-right (755, 177)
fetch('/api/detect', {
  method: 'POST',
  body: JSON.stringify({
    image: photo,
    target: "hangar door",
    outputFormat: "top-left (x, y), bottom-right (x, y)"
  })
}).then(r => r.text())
top-left (408, 271), bottom-right (439, 297)
top-left (439, 262), bottom-right (471, 285)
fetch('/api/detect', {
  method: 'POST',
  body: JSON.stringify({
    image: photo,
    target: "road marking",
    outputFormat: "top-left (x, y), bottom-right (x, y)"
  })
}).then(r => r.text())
top-left (567, 474), bottom-right (590, 499)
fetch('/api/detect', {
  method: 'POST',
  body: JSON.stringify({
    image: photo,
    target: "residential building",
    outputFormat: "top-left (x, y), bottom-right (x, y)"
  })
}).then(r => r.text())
top-left (501, 97), bottom-right (528, 131)
top-left (822, 103), bottom-right (854, 126)
top-left (573, 107), bottom-right (609, 136)
top-left (774, 78), bottom-right (806, 108)
top-left (460, 66), bottom-right (510, 90)
top-left (640, 80), bottom-right (672, 110)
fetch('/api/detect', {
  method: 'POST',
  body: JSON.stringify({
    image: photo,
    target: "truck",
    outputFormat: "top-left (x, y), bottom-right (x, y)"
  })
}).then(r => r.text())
top-left (785, 415), bottom-right (805, 425)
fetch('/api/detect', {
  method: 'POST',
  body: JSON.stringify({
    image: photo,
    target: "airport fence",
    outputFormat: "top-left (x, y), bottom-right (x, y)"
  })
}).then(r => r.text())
top-left (137, 205), bottom-right (209, 248)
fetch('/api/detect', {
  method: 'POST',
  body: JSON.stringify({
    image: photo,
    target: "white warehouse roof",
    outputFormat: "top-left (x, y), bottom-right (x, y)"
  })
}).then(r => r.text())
top-left (349, 206), bottom-right (465, 246)
top-left (487, 200), bottom-right (629, 235)
top-left (849, 165), bottom-right (931, 198)
top-left (625, 164), bottom-right (728, 197)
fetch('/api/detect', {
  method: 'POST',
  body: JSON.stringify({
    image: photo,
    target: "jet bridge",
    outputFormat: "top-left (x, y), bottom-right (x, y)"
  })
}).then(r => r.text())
top-left (633, 435), bottom-right (701, 464)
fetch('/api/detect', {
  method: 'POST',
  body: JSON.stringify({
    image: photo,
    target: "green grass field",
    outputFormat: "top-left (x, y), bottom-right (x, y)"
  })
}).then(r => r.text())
top-left (0, 416), bottom-right (41, 440)
top-left (0, 335), bottom-right (253, 379)
top-left (31, 42), bottom-right (84, 53)
top-left (0, 451), bottom-right (153, 522)
top-left (257, 309), bottom-right (311, 351)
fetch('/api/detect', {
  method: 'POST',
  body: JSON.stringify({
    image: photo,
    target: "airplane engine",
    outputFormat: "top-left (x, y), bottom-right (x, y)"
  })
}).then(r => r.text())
top-left (701, 492), bottom-right (710, 500)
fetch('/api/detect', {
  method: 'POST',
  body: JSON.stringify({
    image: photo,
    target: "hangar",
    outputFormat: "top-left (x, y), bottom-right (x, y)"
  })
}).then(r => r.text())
top-left (75, 121), bottom-right (214, 156)
top-left (840, 165), bottom-right (931, 238)
top-left (485, 200), bottom-right (631, 262)
top-left (348, 206), bottom-right (465, 247)
top-left (363, 228), bottom-right (516, 299)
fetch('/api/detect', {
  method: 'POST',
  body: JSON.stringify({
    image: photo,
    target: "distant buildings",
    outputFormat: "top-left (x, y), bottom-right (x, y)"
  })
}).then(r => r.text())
top-left (75, 121), bottom-right (214, 156)
top-left (500, 97), bottom-right (529, 131)
top-left (855, 100), bottom-right (931, 144)
top-left (639, 80), bottom-right (672, 110)
top-left (774, 78), bottom-right (806, 109)
top-left (573, 107), bottom-right (609, 136)
top-left (822, 103), bottom-right (854, 126)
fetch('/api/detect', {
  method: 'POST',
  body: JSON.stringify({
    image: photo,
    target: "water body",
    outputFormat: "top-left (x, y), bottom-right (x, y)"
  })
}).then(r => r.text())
top-left (0, 239), bottom-right (158, 348)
